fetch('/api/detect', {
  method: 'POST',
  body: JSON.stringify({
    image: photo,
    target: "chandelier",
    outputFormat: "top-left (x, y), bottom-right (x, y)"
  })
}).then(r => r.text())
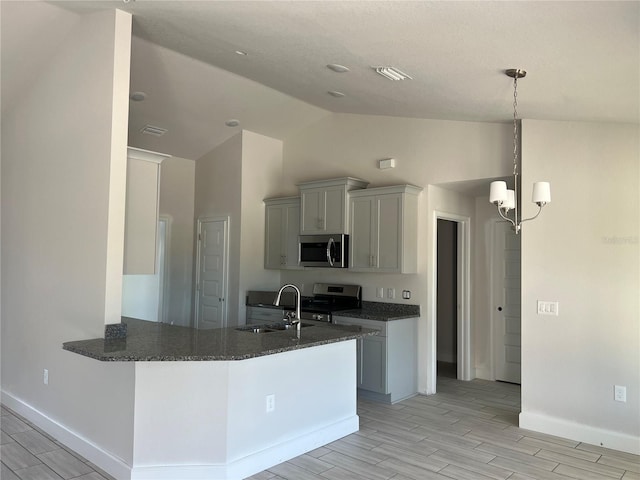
top-left (489, 69), bottom-right (550, 234)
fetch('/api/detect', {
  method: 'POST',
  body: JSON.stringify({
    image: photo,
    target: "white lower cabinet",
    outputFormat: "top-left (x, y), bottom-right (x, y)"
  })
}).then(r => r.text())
top-left (333, 315), bottom-right (418, 403)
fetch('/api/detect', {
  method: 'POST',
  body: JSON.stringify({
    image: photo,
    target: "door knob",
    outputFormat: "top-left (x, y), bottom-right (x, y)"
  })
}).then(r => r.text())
top-left (497, 306), bottom-right (503, 311)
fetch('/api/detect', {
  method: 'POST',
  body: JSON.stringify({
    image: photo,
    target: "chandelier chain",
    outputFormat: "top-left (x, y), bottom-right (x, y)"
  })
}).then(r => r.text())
top-left (513, 75), bottom-right (519, 176)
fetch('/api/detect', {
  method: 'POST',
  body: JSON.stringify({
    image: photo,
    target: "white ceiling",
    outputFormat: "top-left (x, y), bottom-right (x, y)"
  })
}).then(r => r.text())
top-left (40, 1), bottom-right (640, 159)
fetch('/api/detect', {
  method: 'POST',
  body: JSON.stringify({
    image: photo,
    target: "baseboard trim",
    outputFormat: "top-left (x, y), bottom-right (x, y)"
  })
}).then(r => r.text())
top-left (2, 390), bottom-right (359, 480)
top-left (130, 415), bottom-right (359, 480)
top-left (520, 410), bottom-right (640, 455)
top-left (1, 390), bottom-right (132, 480)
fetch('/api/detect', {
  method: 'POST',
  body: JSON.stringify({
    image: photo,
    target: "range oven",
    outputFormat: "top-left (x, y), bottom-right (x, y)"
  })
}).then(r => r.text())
top-left (299, 283), bottom-right (362, 324)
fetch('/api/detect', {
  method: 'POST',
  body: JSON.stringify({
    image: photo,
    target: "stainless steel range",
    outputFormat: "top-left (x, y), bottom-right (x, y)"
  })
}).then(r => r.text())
top-left (299, 283), bottom-right (362, 324)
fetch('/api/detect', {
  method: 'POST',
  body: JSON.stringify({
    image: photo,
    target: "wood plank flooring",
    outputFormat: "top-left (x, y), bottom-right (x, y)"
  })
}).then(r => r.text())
top-left (248, 377), bottom-right (639, 480)
top-left (2, 377), bottom-right (638, 479)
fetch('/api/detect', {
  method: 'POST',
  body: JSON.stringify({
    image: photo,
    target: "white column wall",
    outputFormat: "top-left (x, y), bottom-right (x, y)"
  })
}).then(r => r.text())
top-left (1, 2), bottom-right (136, 470)
top-left (520, 119), bottom-right (639, 453)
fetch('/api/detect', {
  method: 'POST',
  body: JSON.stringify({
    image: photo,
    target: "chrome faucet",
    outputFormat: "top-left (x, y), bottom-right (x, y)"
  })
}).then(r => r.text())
top-left (274, 284), bottom-right (301, 332)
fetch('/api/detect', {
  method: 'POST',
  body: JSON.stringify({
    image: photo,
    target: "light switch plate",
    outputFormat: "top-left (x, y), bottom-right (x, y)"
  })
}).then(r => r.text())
top-left (614, 385), bottom-right (627, 402)
top-left (537, 300), bottom-right (559, 316)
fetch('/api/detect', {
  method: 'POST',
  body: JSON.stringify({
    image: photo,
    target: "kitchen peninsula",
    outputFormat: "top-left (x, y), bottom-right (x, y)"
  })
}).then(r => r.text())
top-left (63, 318), bottom-right (377, 480)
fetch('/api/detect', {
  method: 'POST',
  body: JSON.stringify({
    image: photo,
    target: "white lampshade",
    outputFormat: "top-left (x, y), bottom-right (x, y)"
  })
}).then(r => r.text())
top-left (504, 189), bottom-right (515, 210)
top-left (489, 181), bottom-right (507, 204)
top-left (532, 181), bottom-right (551, 204)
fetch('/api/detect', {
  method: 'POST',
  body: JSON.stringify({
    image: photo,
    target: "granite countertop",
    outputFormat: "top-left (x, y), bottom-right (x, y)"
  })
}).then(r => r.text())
top-left (62, 318), bottom-right (378, 362)
top-left (246, 291), bottom-right (420, 322)
top-left (334, 301), bottom-right (421, 321)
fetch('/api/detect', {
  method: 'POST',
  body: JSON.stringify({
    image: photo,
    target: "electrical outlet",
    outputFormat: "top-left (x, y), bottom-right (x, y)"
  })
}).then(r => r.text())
top-left (266, 394), bottom-right (275, 412)
top-left (387, 288), bottom-right (395, 299)
top-left (402, 290), bottom-right (411, 300)
top-left (614, 385), bottom-right (626, 402)
top-left (43, 369), bottom-right (49, 385)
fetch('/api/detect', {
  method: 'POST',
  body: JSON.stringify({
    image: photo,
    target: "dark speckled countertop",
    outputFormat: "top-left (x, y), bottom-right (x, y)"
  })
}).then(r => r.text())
top-left (62, 318), bottom-right (378, 362)
top-left (334, 301), bottom-right (420, 321)
top-left (246, 291), bottom-right (420, 322)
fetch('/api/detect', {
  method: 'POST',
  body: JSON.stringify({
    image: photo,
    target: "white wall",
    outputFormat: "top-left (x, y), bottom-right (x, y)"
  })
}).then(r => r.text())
top-left (195, 131), bottom-right (282, 325)
top-left (238, 131), bottom-right (285, 322)
top-left (159, 156), bottom-right (195, 326)
top-left (1, 2), bottom-right (136, 471)
top-left (520, 119), bottom-right (639, 454)
top-left (195, 134), bottom-right (243, 324)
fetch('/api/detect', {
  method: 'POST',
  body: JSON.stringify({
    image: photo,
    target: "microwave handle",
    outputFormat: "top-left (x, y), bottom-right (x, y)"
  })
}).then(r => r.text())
top-left (326, 237), bottom-right (335, 267)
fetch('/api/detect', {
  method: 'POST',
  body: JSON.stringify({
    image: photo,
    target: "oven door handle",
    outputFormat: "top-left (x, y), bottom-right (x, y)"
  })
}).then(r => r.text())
top-left (326, 237), bottom-right (335, 267)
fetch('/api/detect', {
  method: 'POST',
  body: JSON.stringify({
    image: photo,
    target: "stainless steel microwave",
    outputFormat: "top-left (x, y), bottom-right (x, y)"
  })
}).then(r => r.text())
top-left (299, 234), bottom-right (349, 268)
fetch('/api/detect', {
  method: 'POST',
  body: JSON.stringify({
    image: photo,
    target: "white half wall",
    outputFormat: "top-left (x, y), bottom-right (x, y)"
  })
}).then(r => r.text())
top-left (520, 119), bottom-right (639, 454)
top-left (131, 341), bottom-right (358, 480)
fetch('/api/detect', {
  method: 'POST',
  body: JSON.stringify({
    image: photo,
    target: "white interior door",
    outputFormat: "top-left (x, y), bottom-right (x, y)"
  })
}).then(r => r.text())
top-left (493, 221), bottom-right (522, 384)
top-left (196, 217), bottom-right (228, 329)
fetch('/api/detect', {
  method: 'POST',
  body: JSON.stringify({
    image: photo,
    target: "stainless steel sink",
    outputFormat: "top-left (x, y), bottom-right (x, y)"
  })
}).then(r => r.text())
top-left (236, 326), bottom-right (276, 333)
top-left (236, 323), bottom-right (315, 333)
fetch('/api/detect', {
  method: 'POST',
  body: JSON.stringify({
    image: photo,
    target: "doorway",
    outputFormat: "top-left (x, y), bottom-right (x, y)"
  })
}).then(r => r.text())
top-left (437, 219), bottom-right (458, 378)
top-left (429, 211), bottom-right (471, 394)
top-left (194, 216), bottom-right (229, 329)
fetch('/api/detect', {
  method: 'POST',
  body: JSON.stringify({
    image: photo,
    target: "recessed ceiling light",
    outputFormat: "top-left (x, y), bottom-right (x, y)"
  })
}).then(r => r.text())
top-left (327, 64), bottom-right (350, 73)
top-left (140, 125), bottom-right (167, 137)
top-left (372, 66), bottom-right (413, 81)
top-left (235, 50), bottom-right (248, 56)
top-left (328, 91), bottom-right (346, 98)
top-left (225, 119), bottom-right (240, 127)
top-left (129, 91), bottom-right (146, 102)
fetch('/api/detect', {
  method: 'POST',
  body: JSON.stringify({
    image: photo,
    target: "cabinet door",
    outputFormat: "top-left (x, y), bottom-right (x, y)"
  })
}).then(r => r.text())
top-left (264, 205), bottom-right (284, 269)
top-left (350, 196), bottom-right (375, 269)
top-left (284, 204), bottom-right (300, 268)
top-left (359, 335), bottom-right (387, 394)
top-left (300, 188), bottom-right (323, 234)
top-left (376, 194), bottom-right (402, 271)
top-left (324, 186), bottom-right (345, 233)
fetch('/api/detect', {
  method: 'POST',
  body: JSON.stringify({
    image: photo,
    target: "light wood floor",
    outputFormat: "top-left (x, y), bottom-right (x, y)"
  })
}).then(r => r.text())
top-left (248, 376), bottom-right (639, 480)
top-left (2, 377), bottom-right (639, 480)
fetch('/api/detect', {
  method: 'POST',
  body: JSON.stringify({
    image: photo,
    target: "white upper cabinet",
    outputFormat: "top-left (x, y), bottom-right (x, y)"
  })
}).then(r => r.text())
top-left (123, 147), bottom-right (170, 275)
top-left (299, 177), bottom-right (368, 234)
top-left (264, 196), bottom-right (301, 270)
top-left (349, 185), bottom-right (422, 273)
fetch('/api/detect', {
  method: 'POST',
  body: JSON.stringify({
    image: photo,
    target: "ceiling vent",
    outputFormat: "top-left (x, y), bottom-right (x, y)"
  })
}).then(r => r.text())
top-left (140, 125), bottom-right (168, 137)
top-left (372, 66), bottom-right (413, 81)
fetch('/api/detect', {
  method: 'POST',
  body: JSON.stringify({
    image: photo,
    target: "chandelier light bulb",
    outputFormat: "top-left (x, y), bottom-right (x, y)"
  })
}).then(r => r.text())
top-left (490, 181), bottom-right (507, 204)
top-left (504, 190), bottom-right (516, 211)
top-left (532, 182), bottom-right (551, 205)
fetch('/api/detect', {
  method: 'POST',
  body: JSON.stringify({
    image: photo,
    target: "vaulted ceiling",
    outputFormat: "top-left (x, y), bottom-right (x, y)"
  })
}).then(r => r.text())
top-left (26, 1), bottom-right (640, 159)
